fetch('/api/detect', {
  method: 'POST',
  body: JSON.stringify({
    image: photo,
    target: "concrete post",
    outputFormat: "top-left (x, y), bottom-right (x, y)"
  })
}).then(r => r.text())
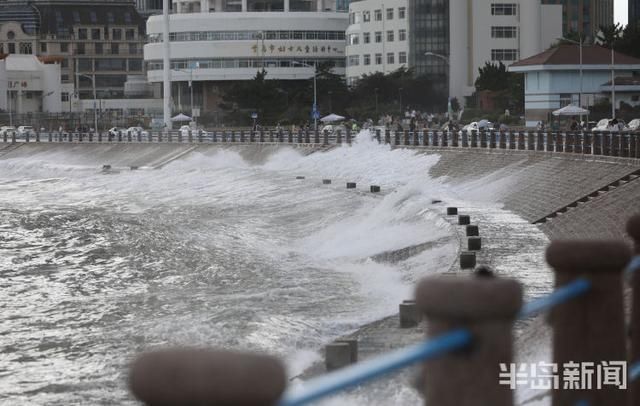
top-left (611, 133), bottom-right (620, 156)
top-left (517, 132), bottom-right (525, 150)
top-left (471, 130), bottom-right (478, 148)
top-left (451, 130), bottom-right (459, 147)
top-left (621, 133), bottom-right (629, 157)
top-left (249, 130), bottom-right (255, 143)
top-left (480, 131), bottom-right (487, 148)
top-left (489, 131), bottom-right (497, 149)
top-left (565, 133), bottom-right (575, 153)
top-left (370, 185), bottom-right (380, 193)
top-left (2, 132), bottom-right (6, 143)
top-left (345, 128), bottom-right (350, 145)
top-left (413, 131), bottom-right (419, 146)
top-left (334, 339), bottom-right (358, 363)
top-left (507, 132), bottom-right (515, 149)
top-left (322, 179), bottom-right (331, 185)
top-left (593, 132), bottom-right (603, 155)
top-left (306, 129), bottom-right (311, 144)
top-left (631, 134), bottom-right (638, 158)
top-left (602, 133), bottom-right (612, 156)
top-left (336, 129), bottom-right (342, 144)
top-left (313, 129), bottom-right (319, 144)
top-left (394, 130), bottom-right (400, 146)
top-left (417, 276), bottom-right (522, 406)
top-left (230, 131), bottom-right (236, 143)
top-left (399, 301), bottom-right (421, 328)
top-left (326, 343), bottom-right (352, 371)
top-left (466, 225), bottom-right (479, 236)
top-left (259, 129), bottom-right (265, 143)
top-left (546, 241), bottom-right (631, 406)
top-left (346, 182), bottom-right (356, 189)
top-left (446, 207), bottom-right (458, 215)
top-left (423, 131), bottom-right (430, 147)
top-left (498, 132), bottom-right (506, 149)
top-left (88, 132), bottom-right (93, 143)
top-left (239, 130), bottom-right (245, 143)
top-left (458, 215), bottom-right (470, 225)
top-left (627, 215), bottom-right (640, 406)
top-left (323, 130), bottom-right (329, 145)
top-left (527, 132), bottom-right (535, 151)
top-left (385, 129), bottom-right (391, 144)
top-left (442, 131), bottom-right (449, 147)
top-left (468, 237), bottom-right (482, 251)
top-left (188, 130), bottom-right (193, 143)
top-left (25, 132), bottom-right (30, 143)
top-left (130, 349), bottom-right (286, 406)
top-left (584, 132), bottom-right (592, 155)
top-left (296, 129), bottom-right (302, 144)
top-left (461, 130), bottom-right (468, 148)
top-left (404, 130), bottom-right (410, 146)
top-left (177, 131), bottom-right (183, 143)
top-left (556, 133), bottom-right (564, 152)
top-left (375, 129), bottom-right (381, 143)
top-left (267, 129), bottom-right (273, 143)
top-left (36, 132), bottom-right (40, 143)
top-left (432, 131), bottom-right (440, 147)
top-left (127, 131), bottom-right (133, 143)
top-left (460, 252), bottom-right (476, 269)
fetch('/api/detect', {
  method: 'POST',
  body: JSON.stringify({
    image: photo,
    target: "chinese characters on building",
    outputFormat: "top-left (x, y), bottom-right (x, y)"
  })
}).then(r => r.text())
top-left (499, 361), bottom-right (627, 390)
top-left (251, 43), bottom-right (342, 55)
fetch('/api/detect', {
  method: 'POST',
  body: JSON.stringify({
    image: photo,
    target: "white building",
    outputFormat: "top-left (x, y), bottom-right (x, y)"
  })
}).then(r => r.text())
top-left (509, 45), bottom-right (640, 127)
top-left (0, 54), bottom-right (63, 115)
top-left (143, 0), bottom-right (349, 115)
top-left (345, 0), bottom-right (563, 104)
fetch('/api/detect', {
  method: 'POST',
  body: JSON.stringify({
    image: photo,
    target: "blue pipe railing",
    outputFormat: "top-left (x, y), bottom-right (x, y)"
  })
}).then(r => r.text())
top-left (277, 255), bottom-right (640, 405)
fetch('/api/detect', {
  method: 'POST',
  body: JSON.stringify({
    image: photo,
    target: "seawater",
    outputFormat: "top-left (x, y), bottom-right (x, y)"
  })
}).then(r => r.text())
top-left (0, 132), bottom-right (464, 405)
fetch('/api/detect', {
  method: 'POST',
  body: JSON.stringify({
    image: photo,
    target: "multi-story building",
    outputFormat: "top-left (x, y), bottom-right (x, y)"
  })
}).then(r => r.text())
top-left (0, 0), bottom-right (152, 116)
top-left (143, 0), bottom-right (349, 116)
top-left (136, 0), bottom-right (166, 17)
top-left (541, 0), bottom-right (614, 38)
top-left (345, 0), bottom-right (563, 103)
top-left (631, 0), bottom-right (640, 26)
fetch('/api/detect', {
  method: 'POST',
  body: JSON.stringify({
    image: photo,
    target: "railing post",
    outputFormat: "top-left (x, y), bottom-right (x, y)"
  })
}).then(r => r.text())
top-left (631, 133), bottom-right (638, 158)
top-left (48, 132), bottom-right (53, 143)
top-left (423, 130), bottom-right (430, 147)
top-left (565, 132), bottom-right (574, 153)
top-left (248, 130), bottom-right (254, 143)
top-left (584, 132), bottom-right (592, 154)
top-left (628, 215), bottom-right (640, 406)
top-left (394, 130), bottom-right (401, 146)
top-left (479, 130), bottom-right (487, 148)
top-left (433, 131), bottom-right (440, 147)
top-left (35, 132), bottom-right (40, 143)
top-left (287, 130), bottom-right (293, 143)
top-left (611, 133), bottom-right (621, 157)
top-left (546, 241), bottom-right (631, 406)
top-left (517, 132), bottom-right (525, 150)
top-left (602, 133), bottom-right (612, 156)
top-left (471, 130), bottom-right (478, 148)
top-left (198, 130), bottom-right (203, 143)
top-left (621, 133), bottom-right (629, 157)
top-left (268, 129), bottom-right (274, 143)
top-left (508, 132), bottom-right (515, 150)
top-left (547, 132), bottom-right (554, 152)
top-left (450, 130), bottom-right (458, 147)
top-left (461, 130), bottom-right (468, 148)
top-left (323, 129), bottom-right (329, 145)
top-left (258, 129), bottom-right (264, 143)
top-left (306, 129), bottom-right (312, 144)
top-left (403, 130), bottom-right (410, 146)
top-left (88, 132), bottom-right (93, 143)
top-left (130, 349), bottom-right (286, 406)
top-left (442, 131), bottom-right (449, 147)
top-left (385, 129), bottom-right (391, 144)
top-left (490, 131), bottom-right (497, 149)
top-left (295, 129), bottom-right (301, 144)
top-left (313, 129), bottom-right (319, 144)
top-left (593, 132), bottom-right (602, 155)
top-left (375, 129), bottom-right (381, 143)
top-left (499, 131), bottom-right (506, 149)
top-left (556, 132), bottom-right (564, 153)
top-left (412, 130), bottom-right (420, 146)
top-left (336, 129), bottom-right (342, 144)
top-left (417, 276), bottom-right (522, 406)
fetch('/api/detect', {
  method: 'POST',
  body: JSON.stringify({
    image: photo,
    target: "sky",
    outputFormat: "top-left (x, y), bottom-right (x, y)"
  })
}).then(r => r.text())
top-left (615, 0), bottom-right (628, 25)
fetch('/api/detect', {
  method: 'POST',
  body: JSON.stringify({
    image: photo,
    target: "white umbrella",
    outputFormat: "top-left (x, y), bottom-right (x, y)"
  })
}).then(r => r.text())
top-left (320, 113), bottom-right (345, 123)
top-left (171, 113), bottom-right (192, 122)
top-left (552, 105), bottom-right (589, 116)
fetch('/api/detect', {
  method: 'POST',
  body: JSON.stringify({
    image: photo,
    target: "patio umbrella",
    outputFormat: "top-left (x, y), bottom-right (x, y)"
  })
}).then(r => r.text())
top-left (320, 114), bottom-right (345, 123)
top-left (552, 105), bottom-right (589, 116)
top-left (171, 113), bottom-right (192, 122)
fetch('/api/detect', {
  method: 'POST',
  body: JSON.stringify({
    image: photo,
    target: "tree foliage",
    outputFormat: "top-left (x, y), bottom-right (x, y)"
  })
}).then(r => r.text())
top-left (473, 62), bottom-right (524, 114)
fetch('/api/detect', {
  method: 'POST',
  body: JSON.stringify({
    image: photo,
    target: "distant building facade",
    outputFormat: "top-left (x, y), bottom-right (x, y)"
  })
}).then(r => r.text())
top-left (508, 45), bottom-right (640, 127)
top-left (631, 0), bottom-right (640, 26)
top-left (0, 0), bottom-right (149, 115)
top-left (541, 0), bottom-right (613, 38)
top-left (143, 0), bottom-right (349, 117)
top-left (345, 0), bottom-right (563, 103)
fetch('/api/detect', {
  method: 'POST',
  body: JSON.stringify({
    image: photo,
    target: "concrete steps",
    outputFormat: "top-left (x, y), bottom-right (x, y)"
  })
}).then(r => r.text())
top-left (533, 168), bottom-right (640, 224)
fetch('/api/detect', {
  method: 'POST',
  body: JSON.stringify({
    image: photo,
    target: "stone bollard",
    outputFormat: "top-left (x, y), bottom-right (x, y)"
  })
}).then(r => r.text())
top-left (296, 176), bottom-right (305, 180)
top-left (460, 252), bottom-right (476, 269)
top-left (130, 166), bottom-right (139, 170)
top-left (416, 276), bottom-right (522, 406)
top-left (334, 339), bottom-right (358, 363)
top-left (468, 237), bottom-right (482, 251)
top-left (375, 129), bottom-right (381, 143)
top-left (446, 207), bottom-right (458, 215)
top-left (546, 241), bottom-right (631, 406)
top-left (130, 348), bottom-right (286, 406)
top-left (466, 225), bottom-right (479, 236)
top-left (346, 182), bottom-right (356, 189)
top-left (370, 185), bottom-right (381, 193)
top-left (628, 215), bottom-right (640, 406)
top-left (322, 179), bottom-right (331, 185)
top-left (314, 129), bottom-right (319, 144)
top-left (325, 342), bottom-right (352, 371)
top-left (336, 130), bottom-right (343, 144)
top-left (399, 301), bottom-right (421, 328)
top-left (458, 215), bottom-right (470, 225)
top-left (323, 130), bottom-right (329, 145)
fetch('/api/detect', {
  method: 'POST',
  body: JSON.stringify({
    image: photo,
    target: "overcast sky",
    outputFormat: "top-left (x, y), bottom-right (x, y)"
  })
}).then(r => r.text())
top-left (615, 0), bottom-right (628, 25)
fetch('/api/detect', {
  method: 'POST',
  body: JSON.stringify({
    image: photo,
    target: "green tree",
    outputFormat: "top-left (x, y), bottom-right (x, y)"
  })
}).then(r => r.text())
top-left (596, 23), bottom-right (623, 48)
top-left (474, 62), bottom-right (524, 114)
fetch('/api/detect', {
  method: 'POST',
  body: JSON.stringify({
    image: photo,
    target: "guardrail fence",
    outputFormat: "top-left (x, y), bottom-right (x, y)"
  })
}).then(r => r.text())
top-left (1, 128), bottom-right (639, 160)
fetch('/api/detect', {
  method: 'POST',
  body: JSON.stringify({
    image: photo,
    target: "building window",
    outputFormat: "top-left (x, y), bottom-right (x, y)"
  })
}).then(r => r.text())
top-left (77, 43), bottom-right (85, 55)
top-left (375, 31), bottom-right (382, 43)
top-left (632, 95), bottom-right (640, 102)
top-left (363, 32), bottom-right (370, 43)
top-left (559, 93), bottom-right (572, 107)
top-left (113, 29), bottom-right (122, 40)
top-left (61, 92), bottom-right (69, 102)
top-left (95, 43), bottom-right (103, 54)
top-left (61, 74), bottom-right (70, 83)
top-left (348, 55), bottom-right (360, 66)
top-left (399, 29), bottom-right (406, 41)
top-left (89, 11), bottom-right (97, 23)
top-left (399, 51), bottom-right (407, 64)
top-left (40, 42), bottom-right (47, 53)
top-left (374, 9), bottom-right (382, 21)
top-left (78, 28), bottom-right (88, 40)
top-left (349, 12), bottom-right (355, 24)
top-left (491, 4), bottom-right (517, 16)
top-left (386, 8), bottom-right (393, 20)
top-left (348, 33), bottom-right (359, 45)
top-left (7, 31), bottom-right (15, 40)
top-left (491, 49), bottom-right (518, 61)
top-left (398, 6), bottom-right (406, 18)
top-left (363, 10), bottom-right (370, 22)
top-left (78, 59), bottom-right (92, 71)
top-left (61, 59), bottom-right (69, 68)
top-left (364, 54), bottom-right (371, 65)
top-left (387, 52), bottom-right (394, 64)
top-left (111, 43), bottom-right (119, 54)
top-left (126, 29), bottom-right (135, 40)
top-left (60, 43), bottom-right (69, 52)
top-left (129, 43), bottom-right (138, 54)
top-left (491, 26), bottom-right (517, 38)
top-left (128, 59), bottom-right (142, 71)
top-left (8, 43), bottom-right (15, 54)
top-left (386, 30), bottom-right (394, 42)
top-left (375, 53), bottom-right (382, 64)
top-left (92, 29), bottom-right (101, 40)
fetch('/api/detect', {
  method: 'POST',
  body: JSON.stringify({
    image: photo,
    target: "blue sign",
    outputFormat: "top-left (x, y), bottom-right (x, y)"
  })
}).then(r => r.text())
top-left (312, 110), bottom-right (320, 119)
top-left (251, 112), bottom-right (258, 119)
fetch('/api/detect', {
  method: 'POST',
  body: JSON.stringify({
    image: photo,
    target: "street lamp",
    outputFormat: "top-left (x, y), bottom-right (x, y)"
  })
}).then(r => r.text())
top-left (424, 52), bottom-right (450, 117)
top-left (292, 61), bottom-right (317, 130)
top-left (558, 37), bottom-right (583, 113)
top-left (172, 65), bottom-right (196, 124)
top-left (76, 73), bottom-right (98, 135)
